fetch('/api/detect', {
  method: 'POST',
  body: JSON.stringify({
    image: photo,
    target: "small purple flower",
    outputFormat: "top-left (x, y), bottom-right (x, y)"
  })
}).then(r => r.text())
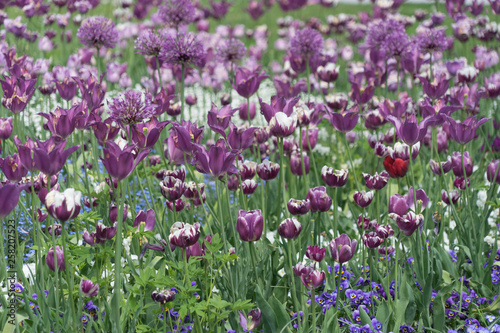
top-left (46, 246), bottom-right (65, 272)
top-left (80, 280), bottom-right (99, 297)
top-left (77, 16), bottom-right (118, 49)
top-left (278, 217), bottom-right (302, 239)
top-left (158, 0), bottom-right (196, 27)
top-left (306, 245), bottom-right (326, 262)
top-left (416, 27), bottom-right (447, 54)
top-left (362, 171), bottom-right (389, 190)
top-left (216, 38), bottom-right (247, 64)
top-left (133, 209), bottom-right (156, 231)
top-left (445, 115), bottom-right (489, 145)
top-left (330, 234), bottom-right (357, 264)
top-left (160, 32), bottom-right (206, 68)
top-left (353, 191), bottom-right (374, 208)
top-left (236, 209), bottom-right (264, 242)
top-left (169, 222), bottom-right (200, 248)
top-left (108, 90), bottom-right (156, 127)
top-left (306, 186), bottom-right (332, 213)
top-left (321, 167), bottom-right (348, 187)
top-left (239, 308), bottom-right (262, 332)
top-left (290, 28), bottom-right (323, 58)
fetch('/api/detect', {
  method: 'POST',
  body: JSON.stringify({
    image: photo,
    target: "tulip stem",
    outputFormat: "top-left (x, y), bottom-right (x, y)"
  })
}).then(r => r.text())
top-left (277, 137), bottom-right (285, 223)
top-left (113, 180), bottom-right (125, 332)
top-left (288, 240), bottom-right (300, 325)
top-left (61, 222), bottom-right (78, 329)
top-left (299, 128), bottom-right (309, 193)
top-left (311, 287), bottom-right (316, 332)
top-left (246, 97), bottom-right (252, 126)
top-left (336, 262), bottom-right (343, 309)
top-left (249, 241), bottom-right (263, 290)
top-left (343, 134), bottom-right (360, 191)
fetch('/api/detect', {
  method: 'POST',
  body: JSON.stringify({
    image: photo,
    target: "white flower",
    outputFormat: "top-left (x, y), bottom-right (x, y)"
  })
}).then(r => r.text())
top-left (484, 236), bottom-right (495, 246)
top-left (449, 220), bottom-right (456, 230)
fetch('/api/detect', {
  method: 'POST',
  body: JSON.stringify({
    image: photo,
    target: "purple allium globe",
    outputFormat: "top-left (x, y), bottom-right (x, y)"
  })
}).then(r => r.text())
top-left (290, 27), bottom-right (323, 58)
top-left (416, 27), bottom-right (447, 54)
top-left (108, 90), bottom-right (156, 126)
top-left (76, 16), bottom-right (118, 49)
top-left (158, 0), bottom-right (196, 28)
top-left (216, 38), bottom-right (247, 64)
top-left (366, 19), bottom-right (406, 51)
top-left (160, 32), bottom-right (206, 68)
top-left (135, 29), bottom-right (164, 56)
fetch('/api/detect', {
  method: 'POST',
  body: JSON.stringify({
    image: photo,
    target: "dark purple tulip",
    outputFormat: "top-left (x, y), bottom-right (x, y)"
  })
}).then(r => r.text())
top-left (429, 156), bottom-right (452, 175)
top-left (133, 209), bottom-right (155, 231)
top-left (317, 63), bottom-right (339, 83)
top-left (301, 128), bottom-right (318, 151)
top-left (353, 191), bottom-right (374, 208)
top-left (290, 151), bottom-right (310, 176)
top-left (101, 141), bottom-right (149, 180)
top-left (185, 95), bottom-right (197, 106)
top-left (350, 83), bottom-right (374, 105)
top-left (33, 138), bottom-right (80, 176)
top-left (151, 290), bottom-right (175, 304)
top-left (325, 93), bottom-right (348, 111)
top-left (80, 280), bottom-right (99, 297)
top-left (418, 75), bottom-right (449, 100)
top-left (109, 205), bottom-right (128, 224)
top-left (445, 115), bottom-right (489, 145)
top-left (441, 189), bottom-right (460, 205)
top-left (329, 107), bottom-right (359, 133)
top-left (364, 109), bottom-right (386, 130)
top-left (236, 209), bottom-right (264, 242)
top-left (378, 246), bottom-right (395, 256)
top-left (454, 177), bottom-right (470, 190)
top-left (193, 139), bottom-right (238, 178)
top-left (130, 117), bottom-right (170, 149)
top-left (39, 105), bottom-right (85, 139)
top-left (185, 242), bottom-right (203, 261)
top-left (232, 67), bottom-right (269, 98)
top-left (306, 186), bottom-right (332, 213)
top-left (169, 121), bottom-right (204, 154)
top-left (374, 223), bottom-right (394, 239)
top-left (0, 117), bottom-right (13, 139)
top-left (92, 119), bottom-right (120, 146)
top-left (241, 179), bottom-right (258, 195)
top-left (169, 222), bottom-right (201, 248)
top-left (293, 262), bottom-right (314, 277)
top-left (257, 159), bottom-right (280, 181)
top-left (55, 77), bottom-right (77, 101)
top-left (362, 171), bottom-right (389, 190)
top-left (0, 183), bottom-right (30, 219)
top-left (487, 160), bottom-right (500, 185)
top-left (239, 101), bottom-right (256, 121)
top-left (247, 0), bottom-right (264, 20)
top-left (153, 88), bottom-right (177, 116)
top-left (451, 151), bottom-right (473, 177)
top-left (321, 167), bottom-right (348, 187)
top-left (239, 161), bottom-right (257, 180)
top-left (160, 176), bottom-right (186, 201)
top-left (259, 96), bottom-right (300, 123)
top-left (164, 134), bottom-right (187, 166)
top-left (82, 229), bottom-right (98, 245)
top-left (329, 234), bottom-right (357, 264)
top-left (287, 198), bottom-right (310, 215)
top-left (47, 224), bottom-right (62, 236)
top-left (387, 114), bottom-right (440, 146)
top-left (74, 75), bottom-right (106, 112)
top-left (357, 214), bottom-right (375, 230)
top-left (227, 123), bottom-right (257, 152)
top-left (207, 104), bottom-right (235, 137)
top-left (0, 75), bottom-right (37, 113)
top-left (388, 194), bottom-right (409, 216)
top-left (278, 0), bottom-right (307, 11)
top-left (306, 245), bottom-right (326, 262)
top-left (227, 175), bottom-right (239, 191)
top-left (239, 309), bottom-right (262, 332)
top-left (362, 232), bottom-right (384, 249)
top-left (378, 98), bottom-right (410, 120)
top-left (159, 168), bottom-right (186, 182)
top-left (300, 270), bottom-right (325, 289)
top-left (45, 188), bottom-right (81, 222)
top-left (389, 212), bottom-right (423, 237)
top-left (46, 246), bottom-right (65, 272)
top-left (278, 217), bottom-right (302, 239)
top-left (166, 198), bottom-right (186, 212)
top-left (0, 154), bottom-right (28, 182)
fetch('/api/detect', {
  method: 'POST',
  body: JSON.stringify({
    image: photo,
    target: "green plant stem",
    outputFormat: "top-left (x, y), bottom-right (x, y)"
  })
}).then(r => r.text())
top-left (156, 56), bottom-right (163, 93)
top-left (181, 65), bottom-right (185, 118)
top-left (113, 180), bottom-right (125, 332)
top-left (343, 134), bottom-right (360, 190)
top-left (277, 137), bottom-right (285, 223)
top-left (311, 288), bottom-right (316, 333)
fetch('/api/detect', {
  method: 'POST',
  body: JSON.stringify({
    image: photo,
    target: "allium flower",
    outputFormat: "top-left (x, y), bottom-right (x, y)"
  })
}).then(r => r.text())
top-left (77, 16), bottom-right (118, 49)
top-left (216, 38), bottom-right (247, 64)
top-left (108, 90), bottom-right (156, 126)
top-left (416, 28), bottom-right (447, 54)
top-left (290, 27), bottom-right (323, 58)
top-left (160, 33), bottom-right (206, 68)
top-left (158, 0), bottom-right (195, 27)
top-left (135, 29), bottom-right (164, 56)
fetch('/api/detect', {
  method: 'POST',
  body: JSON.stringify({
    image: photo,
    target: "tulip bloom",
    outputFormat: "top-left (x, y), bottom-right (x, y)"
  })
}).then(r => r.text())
top-left (330, 234), bottom-right (357, 264)
top-left (257, 159), bottom-right (280, 181)
top-left (169, 222), bottom-right (201, 248)
top-left (45, 188), bottom-right (82, 222)
top-left (231, 67), bottom-right (269, 98)
top-left (387, 114), bottom-right (439, 146)
top-left (306, 245), bottom-right (326, 262)
top-left (362, 171), bottom-right (389, 190)
top-left (300, 270), bottom-right (325, 289)
top-left (363, 232), bottom-right (384, 249)
top-left (193, 139), bottom-right (238, 179)
top-left (207, 104), bottom-right (235, 137)
top-left (383, 156), bottom-right (408, 178)
top-left (390, 212), bottom-right (423, 237)
top-left (321, 167), bottom-right (348, 187)
top-left (329, 108), bottom-right (359, 133)
top-left (133, 209), bottom-right (156, 231)
top-left (101, 141), bottom-right (149, 180)
top-left (0, 183), bottom-right (30, 219)
top-left (445, 115), bottom-right (489, 145)
top-left (429, 156), bottom-right (452, 175)
top-left (80, 280), bottom-right (99, 297)
top-left (0, 154), bottom-right (28, 182)
top-left (353, 191), bottom-right (374, 208)
top-left (46, 246), bottom-right (65, 272)
top-left (33, 138), bottom-right (80, 176)
top-left (487, 160), bottom-right (500, 185)
top-left (236, 209), bottom-right (263, 242)
top-left (239, 309), bottom-right (262, 332)
top-left (151, 290), bottom-right (175, 304)
top-left (306, 186), bottom-right (332, 213)
top-left (0, 117), bottom-right (13, 139)
top-left (287, 199), bottom-right (310, 216)
top-left (0, 75), bottom-right (37, 113)
top-left (278, 217), bottom-right (302, 239)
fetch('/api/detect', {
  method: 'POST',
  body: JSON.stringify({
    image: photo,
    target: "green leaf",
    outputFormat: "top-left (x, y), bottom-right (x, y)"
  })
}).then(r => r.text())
top-left (323, 308), bottom-right (340, 333)
top-left (256, 286), bottom-right (277, 333)
top-left (269, 296), bottom-right (289, 332)
top-left (405, 282), bottom-right (417, 324)
top-left (432, 296), bottom-right (445, 332)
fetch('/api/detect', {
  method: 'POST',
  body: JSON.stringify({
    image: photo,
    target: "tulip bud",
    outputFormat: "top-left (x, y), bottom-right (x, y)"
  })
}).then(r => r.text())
top-left (257, 159), bottom-right (280, 180)
top-left (278, 217), bottom-right (302, 239)
top-left (321, 167), bottom-right (348, 187)
top-left (47, 224), bottom-right (62, 236)
top-left (441, 189), bottom-right (460, 205)
top-left (290, 151), bottom-right (310, 176)
top-left (241, 179), bottom-right (258, 195)
top-left (287, 198), bottom-right (310, 215)
top-left (169, 222), bottom-right (201, 248)
top-left (451, 151), bottom-right (473, 177)
top-left (486, 160), bottom-right (500, 185)
top-left (306, 186), bottom-right (332, 213)
top-left (109, 204), bottom-right (128, 223)
top-left (362, 171), bottom-right (389, 190)
top-left (151, 290), bottom-right (175, 304)
top-left (357, 214), bottom-right (375, 230)
top-left (429, 156), bottom-right (452, 175)
top-left (329, 234), bottom-right (357, 264)
top-left (160, 176), bottom-right (186, 201)
top-left (0, 117), bottom-right (13, 139)
top-left (300, 270), bottom-right (325, 289)
top-left (353, 191), bottom-right (374, 208)
top-left (236, 210), bottom-right (263, 242)
top-left (46, 246), bottom-right (65, 272)
top-left (362, 232), bottom-right (384, 249)
top-left (227, 175), bottom-right (240, 191)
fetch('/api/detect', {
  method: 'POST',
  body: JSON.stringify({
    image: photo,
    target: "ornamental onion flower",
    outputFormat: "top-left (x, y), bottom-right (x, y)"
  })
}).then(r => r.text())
top-left (76, 16), bottom-right (118, 49)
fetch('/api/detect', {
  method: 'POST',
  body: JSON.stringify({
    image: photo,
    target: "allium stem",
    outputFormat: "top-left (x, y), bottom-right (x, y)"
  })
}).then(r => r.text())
top-left (156, 56), bottom-right (163, 93)
top-left (181, 64), bottom-right (185, 119)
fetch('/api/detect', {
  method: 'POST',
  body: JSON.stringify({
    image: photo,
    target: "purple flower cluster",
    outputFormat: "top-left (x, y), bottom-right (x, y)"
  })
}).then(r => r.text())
top-left (216, 38), bottom-right (247, 64)
top-left (290, 27), bottom-right (324, 58)
top-left (76, 16), bottom-right (118, 49)
top-left (107, 90), bottom-right (156, 126)
top-left (158, 0), bottom-right (196, 27)
top-left (160, 33), bottom-right (206, 68)
top-left (135, 30), bottom-right (164, 56)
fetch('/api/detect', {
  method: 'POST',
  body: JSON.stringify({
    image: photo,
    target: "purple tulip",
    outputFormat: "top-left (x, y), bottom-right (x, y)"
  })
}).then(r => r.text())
top-left (47, 224), bottom-right (62, 237)
top-left (55, 77), bottom-right (77, 101)
top-left (166, 198), bottom-right (186, 212)
top-left (248, 1), bottom-right (264, 20)
top-left (290, 151), bottom-right (310, 176)
top-left (287, 198), bottom-right (310, 215)
top-left (239, 160), bottom-right (257, 180)
top-left (259, 96), bottom-right (300, 123)
top-left (0, 183), bottom-right (30, 219)
top-left (441, 189), bottom-right (460, 205)
top-left (357, 214), bottom-right (376, 230)
top-left (445, 115), bottom-right (489, 145)
top-left (451, 151), bottom-right (473, 177)
top-left (353, 191), bottom-right (374, 208)
top-left (306, 186), bottom-right (332, 213)
top-left (109, 205), bottom-right (128, 223)
top-left (363, 232), bottom-right (384, 249)
top-left (306, 245), bottom-right (326, 262)
top-left (130, 117), bottom-right (169, 149)
top-left (91, 119), bottom-right (120, 146)
top-left (388, 194), bottom-right (409, 216)
top-left (38, 104), bottom-right (85, 139)
top-left (321, 167), bottom-right (348, 187)
top-left (133, 209), bottom-right (156, 231)
top-left (256, 159), bottom-right (280, 181)
top-left (46, 246), bottom-right (65, 272)
top-left (389, 212), bottom-right (423, 237)
top-left (33, 138), bottom-right (80, 176)
top-left (232, 67), bottom-right (269, 98)
top-left (429, 156), bottom-right (452, 175)
top-left (227, 123), bottom-right (257, 153)
top-left (193, 139), bottom-right (238, 179)
top-left (454, 176), bottom-right (470, 190)
top-left (329, 108), bottom-right (359, 133)
top-left (169, 121), bottom-right (204, 154)
top-left (241, 179), bottom-right (258, 195)
top-left (293, 262), bottom-right (314, 277)
top-left (185, 242), bottom-right (203, 261)
top-left (374, 224), bottom-right (394, 239)
top-left (278, 217), bottom-right (302, 239)
top-left (151, 290), bottom-right (175, 304)
top-left (329, 234), bottom-right (357, 264)
top-left (0, 75), bottom-right (37, 114)
top-left (0, 117), bottom-right (13, 139)
top-left (487, 160), bottom-right (500, 185)
top-left (45, 188), bottom-right (81, 222)
top-left (418, 75), bottom-right (449, 100)
top-left (236, 209), bottom-right (263, 242)
top-left (387, 114), bottom-right (439, 146)
top-left (350, 83), bottom-right (374, 105)
top-left (207, 104), bottom-right (235, 137)
top-left (169, 222), bottom-right (201, 248)
top-left (362, 171), bottom-right (389, 190)
top-left (0, 154), bottom-right (28, 182)
top-left (101, 141), bottom-right (149, 180)
top-left (269, 112), bottom-right (297, 137)
top-left (160, 176), bottom-right (186, 201)
top-left (300, 270), bottom-right (325, 289)
top-left (238, 101), bottom-right (256, 121)
top-left (80, 280), bottom-right (99, 297)
top-left (239, 308), bottom-right (262, 332)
